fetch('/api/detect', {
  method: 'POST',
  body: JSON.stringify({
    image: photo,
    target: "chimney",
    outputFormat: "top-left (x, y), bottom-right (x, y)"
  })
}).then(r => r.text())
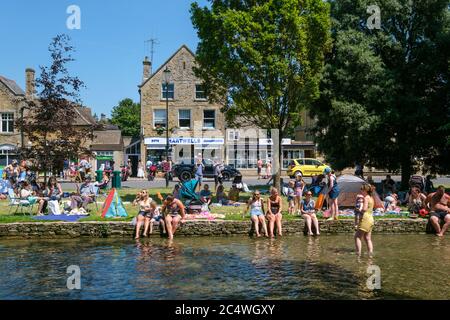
top-left (142, 56), bottom-right (152, 82)
top-left (25, 68), bottom-right (35, 99)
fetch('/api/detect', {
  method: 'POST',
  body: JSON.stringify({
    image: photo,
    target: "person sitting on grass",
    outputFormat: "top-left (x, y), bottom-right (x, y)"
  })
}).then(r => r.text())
top-left (245, 190), bottom-right (268, 237)
top-left (161, 195), bottom-right (186, 240)
top-left (300, 191), bottom-right (320, 236)
top-left (266, 187), bottom-right (283, 238)
top-left (132, 190), bottom-right (152, 239)
top-left (216, 185), bottom-right (234, 205)
top-left (200, 184), bottom-right (212, 207)
top-left (384, 193), bottom-right (399, 212)
top-left (228, 185), bottom-right (240, 203)
top-left (172, 184), bottom-right (180, 200)
top-left (19, 181), bottom-right (46, 216)
top-left (71, 176), bottom-right (95, 211)
top-left (95, 171), bottom-right (110, 189)
top-left (426, 186), bottom-right (450, 237)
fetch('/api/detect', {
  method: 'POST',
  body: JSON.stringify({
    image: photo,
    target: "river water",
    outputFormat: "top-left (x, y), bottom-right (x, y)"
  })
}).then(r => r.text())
top-left (0, 235), bottom-right (449, 300)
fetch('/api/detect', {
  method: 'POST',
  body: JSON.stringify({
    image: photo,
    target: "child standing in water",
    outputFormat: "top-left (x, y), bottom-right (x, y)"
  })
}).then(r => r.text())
top-left (354, 194), bottom-right (364, 229)
top-left (355, 184), bottom-right (375, 256)
top-left (287, 180), bottom-right (296, 215)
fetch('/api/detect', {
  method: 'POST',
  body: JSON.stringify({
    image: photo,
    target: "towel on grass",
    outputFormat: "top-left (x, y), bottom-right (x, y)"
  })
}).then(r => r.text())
top-left (32, 215), bottom-right (83, 222)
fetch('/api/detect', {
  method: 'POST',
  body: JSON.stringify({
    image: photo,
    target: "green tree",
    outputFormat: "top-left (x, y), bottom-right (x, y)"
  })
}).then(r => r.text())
top-left (110, 98), bottom-right (141, 137)
top-left (191, 0), bottom-right (331, 189)
top-left (311, 0), bottom-right (450, 188)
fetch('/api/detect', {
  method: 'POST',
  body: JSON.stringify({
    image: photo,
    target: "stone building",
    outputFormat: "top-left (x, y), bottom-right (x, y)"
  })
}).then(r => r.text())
top-left (0, 69), bottom-right (32, 167)
top-left (139, 45), bottom-right (225, 164)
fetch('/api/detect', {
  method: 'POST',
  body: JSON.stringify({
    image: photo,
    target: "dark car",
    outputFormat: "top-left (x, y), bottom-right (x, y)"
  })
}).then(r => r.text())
top-left (172, 159), bottom-right (241, 182)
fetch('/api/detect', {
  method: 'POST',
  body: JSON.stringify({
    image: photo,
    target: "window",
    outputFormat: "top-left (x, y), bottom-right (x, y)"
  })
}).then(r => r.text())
top-left (304, 159), bottom-right (314, 165)
top-left (178, 109), bottom-right (191, 129)
top-left (195, 84), bottom-right (206, 100)
top-left (1, 113), bottom-right (14, 133)
top-left (153, 109), bottom-right (167, 128)
top-left (161, 83), bottom-right (174, 100)
top-left (203, 110), bottom-right (215, 129)
top-left (282, 150), bottom-right (305, 169)
top-left (0, 146), bottom-right (17, 167)
top-left (227, 130), bottom-right (240, 141)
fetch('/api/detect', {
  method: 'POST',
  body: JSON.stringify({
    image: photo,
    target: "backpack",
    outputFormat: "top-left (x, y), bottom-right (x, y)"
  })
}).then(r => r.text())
top-left (409, 175), bottom-right (425, 192)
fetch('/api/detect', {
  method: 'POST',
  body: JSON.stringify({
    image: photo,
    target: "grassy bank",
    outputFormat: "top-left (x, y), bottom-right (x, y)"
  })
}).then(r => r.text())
top-left (0, 186), bottom-right (411, 224)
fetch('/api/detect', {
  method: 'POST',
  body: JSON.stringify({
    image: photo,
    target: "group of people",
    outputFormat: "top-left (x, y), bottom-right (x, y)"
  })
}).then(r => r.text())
top-left (257, 158), bottom-right (273, 180)
top-left (133, 191), bottom-right (186, 240)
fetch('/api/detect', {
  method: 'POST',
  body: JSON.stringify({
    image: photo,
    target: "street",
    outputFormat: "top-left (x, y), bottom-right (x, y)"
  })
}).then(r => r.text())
top-left (60, 175), bottom-right (450, 190)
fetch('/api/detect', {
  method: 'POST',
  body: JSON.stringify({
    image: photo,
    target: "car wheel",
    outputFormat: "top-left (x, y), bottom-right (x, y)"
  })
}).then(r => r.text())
top-left (222, 172), bottom-right (231, 181)
top-left (294, 171), bottom-right (303, 177)
top-left (180, 171), bottom-right (192, 182)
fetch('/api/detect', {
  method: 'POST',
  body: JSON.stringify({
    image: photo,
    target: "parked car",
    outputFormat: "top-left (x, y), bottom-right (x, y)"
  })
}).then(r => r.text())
top-left (172, 159), bottom-right (241, 182)
top-left (287, 158), bottom-right (330, 178)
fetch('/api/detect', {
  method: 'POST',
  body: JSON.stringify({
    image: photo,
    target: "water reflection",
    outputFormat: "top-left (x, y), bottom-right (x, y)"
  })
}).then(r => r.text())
top-left (0, 235), bottom-right (449, 300)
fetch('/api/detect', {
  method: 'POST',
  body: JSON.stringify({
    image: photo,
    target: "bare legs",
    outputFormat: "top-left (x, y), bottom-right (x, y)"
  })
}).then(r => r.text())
top-left (303, 213), bottom-right (320, 236)
top-left (165, 215), bottom-right (181, 240)
top-left (330, 198), bottom-right (339, 220)
top-left (430, 216), bottom-right (442, 235)
top-left (433, 214), bottom-right (450, 237)
top-left (251, 214), bottom-right (268, 237)
top-left (135, 214), bottom-right (145, 239)
top-left (275, 213), bottom-right (282, 236)
top-left (354, 230), bottom-right (373, 256)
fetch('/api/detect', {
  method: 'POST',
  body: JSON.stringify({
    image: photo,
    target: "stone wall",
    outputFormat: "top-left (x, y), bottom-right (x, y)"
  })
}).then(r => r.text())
top-left (0, 81), bottom-right (24, 147)
top-left (0, 219), bottom-right (430, 239)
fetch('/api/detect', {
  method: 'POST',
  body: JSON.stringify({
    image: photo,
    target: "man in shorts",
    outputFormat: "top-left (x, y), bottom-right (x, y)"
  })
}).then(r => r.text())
top-left (427, 185), bottom-right (450, 236)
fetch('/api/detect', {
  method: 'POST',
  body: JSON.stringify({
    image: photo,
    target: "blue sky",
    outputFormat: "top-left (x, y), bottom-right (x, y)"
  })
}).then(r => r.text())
top-left (0, 0), bottom-right (209, 117)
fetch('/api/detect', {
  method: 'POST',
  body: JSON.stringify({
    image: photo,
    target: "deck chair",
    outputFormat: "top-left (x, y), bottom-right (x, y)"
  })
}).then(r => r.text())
top-left (7, 188), bottom-right (34, 215)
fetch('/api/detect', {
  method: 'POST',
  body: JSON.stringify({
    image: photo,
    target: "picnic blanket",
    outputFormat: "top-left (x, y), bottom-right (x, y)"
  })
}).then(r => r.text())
top-left (32, 215), bottom-right (84, 222)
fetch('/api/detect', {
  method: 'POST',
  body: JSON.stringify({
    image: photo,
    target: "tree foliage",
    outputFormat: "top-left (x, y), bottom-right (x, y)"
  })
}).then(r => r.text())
top-left (311, 0), bottom-right (450, 187)
top-left (110, 98), bottom-right (141, 137)
top-left (18, 34), bottom-right (95, 177)
top-left (191, 0), bottom-right (331, 187)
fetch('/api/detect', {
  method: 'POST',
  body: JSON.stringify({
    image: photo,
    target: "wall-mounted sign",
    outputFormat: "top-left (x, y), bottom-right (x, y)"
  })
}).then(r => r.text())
top-left (145, 137), bottom-right (224, 145)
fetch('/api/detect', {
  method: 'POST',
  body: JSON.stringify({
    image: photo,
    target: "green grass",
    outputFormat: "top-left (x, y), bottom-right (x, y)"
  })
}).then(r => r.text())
top-left (0, 186), bottom-right (414, 224)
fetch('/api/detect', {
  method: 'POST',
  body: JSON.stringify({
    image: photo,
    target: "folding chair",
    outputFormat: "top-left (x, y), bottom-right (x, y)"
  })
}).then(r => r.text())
top-left (7, 188), bottom-right (34, 215)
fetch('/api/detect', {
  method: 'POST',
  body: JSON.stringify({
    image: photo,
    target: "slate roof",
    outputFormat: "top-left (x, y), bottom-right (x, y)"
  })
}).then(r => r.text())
top-left (0, 75), bottom-right (25, 96)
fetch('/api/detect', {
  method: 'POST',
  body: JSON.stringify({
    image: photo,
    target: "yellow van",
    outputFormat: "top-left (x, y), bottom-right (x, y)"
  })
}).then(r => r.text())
top-left (287, 158), bottom-right (330, 178)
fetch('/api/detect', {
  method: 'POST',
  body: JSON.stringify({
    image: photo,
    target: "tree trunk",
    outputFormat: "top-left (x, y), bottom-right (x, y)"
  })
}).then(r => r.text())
top-left (272, 130), bottom-right (283, 192)
top-left (400, 156), bottom-right (412, 190)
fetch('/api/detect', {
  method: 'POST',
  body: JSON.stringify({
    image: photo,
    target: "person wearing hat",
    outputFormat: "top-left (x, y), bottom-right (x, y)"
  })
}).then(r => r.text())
top-left (324, 167), bottom-right (340, 220)
top-left (71, 176), bottom-right (96, 210)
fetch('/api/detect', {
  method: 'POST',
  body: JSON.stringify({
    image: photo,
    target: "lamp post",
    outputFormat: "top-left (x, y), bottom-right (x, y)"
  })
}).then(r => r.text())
top-left (163, 66), bottom-right (171, 188)
top-left (20, 105), bottom-right (30, 159)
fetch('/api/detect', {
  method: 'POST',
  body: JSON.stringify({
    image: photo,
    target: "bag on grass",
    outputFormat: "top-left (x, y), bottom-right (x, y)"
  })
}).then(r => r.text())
top-left (48, 200), bottom-right (61, 215)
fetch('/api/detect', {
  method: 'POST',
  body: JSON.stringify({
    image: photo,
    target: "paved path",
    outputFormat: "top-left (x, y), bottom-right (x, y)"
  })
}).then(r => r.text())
top-left (60, 175), bottom-right (450, 191)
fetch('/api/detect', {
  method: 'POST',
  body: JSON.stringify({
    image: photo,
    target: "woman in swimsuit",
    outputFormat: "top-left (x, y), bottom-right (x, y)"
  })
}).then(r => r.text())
top-left (161, 195), bottom-right (186, 240)
top-left (354, 184), bottom-right (375, 256)
top-left (266, 187), bottom-right (283, 238)
top-left (132, 190), bottom-right (152, 239)
top-left (246, 190), bottom-right (268, 237)
top-left (325, 168), bottom-right (340, 220)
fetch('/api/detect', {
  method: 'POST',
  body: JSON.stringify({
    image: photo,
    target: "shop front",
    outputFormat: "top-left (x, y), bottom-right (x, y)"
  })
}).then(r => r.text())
top-left (144, 137), bottom-right (224, 164)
